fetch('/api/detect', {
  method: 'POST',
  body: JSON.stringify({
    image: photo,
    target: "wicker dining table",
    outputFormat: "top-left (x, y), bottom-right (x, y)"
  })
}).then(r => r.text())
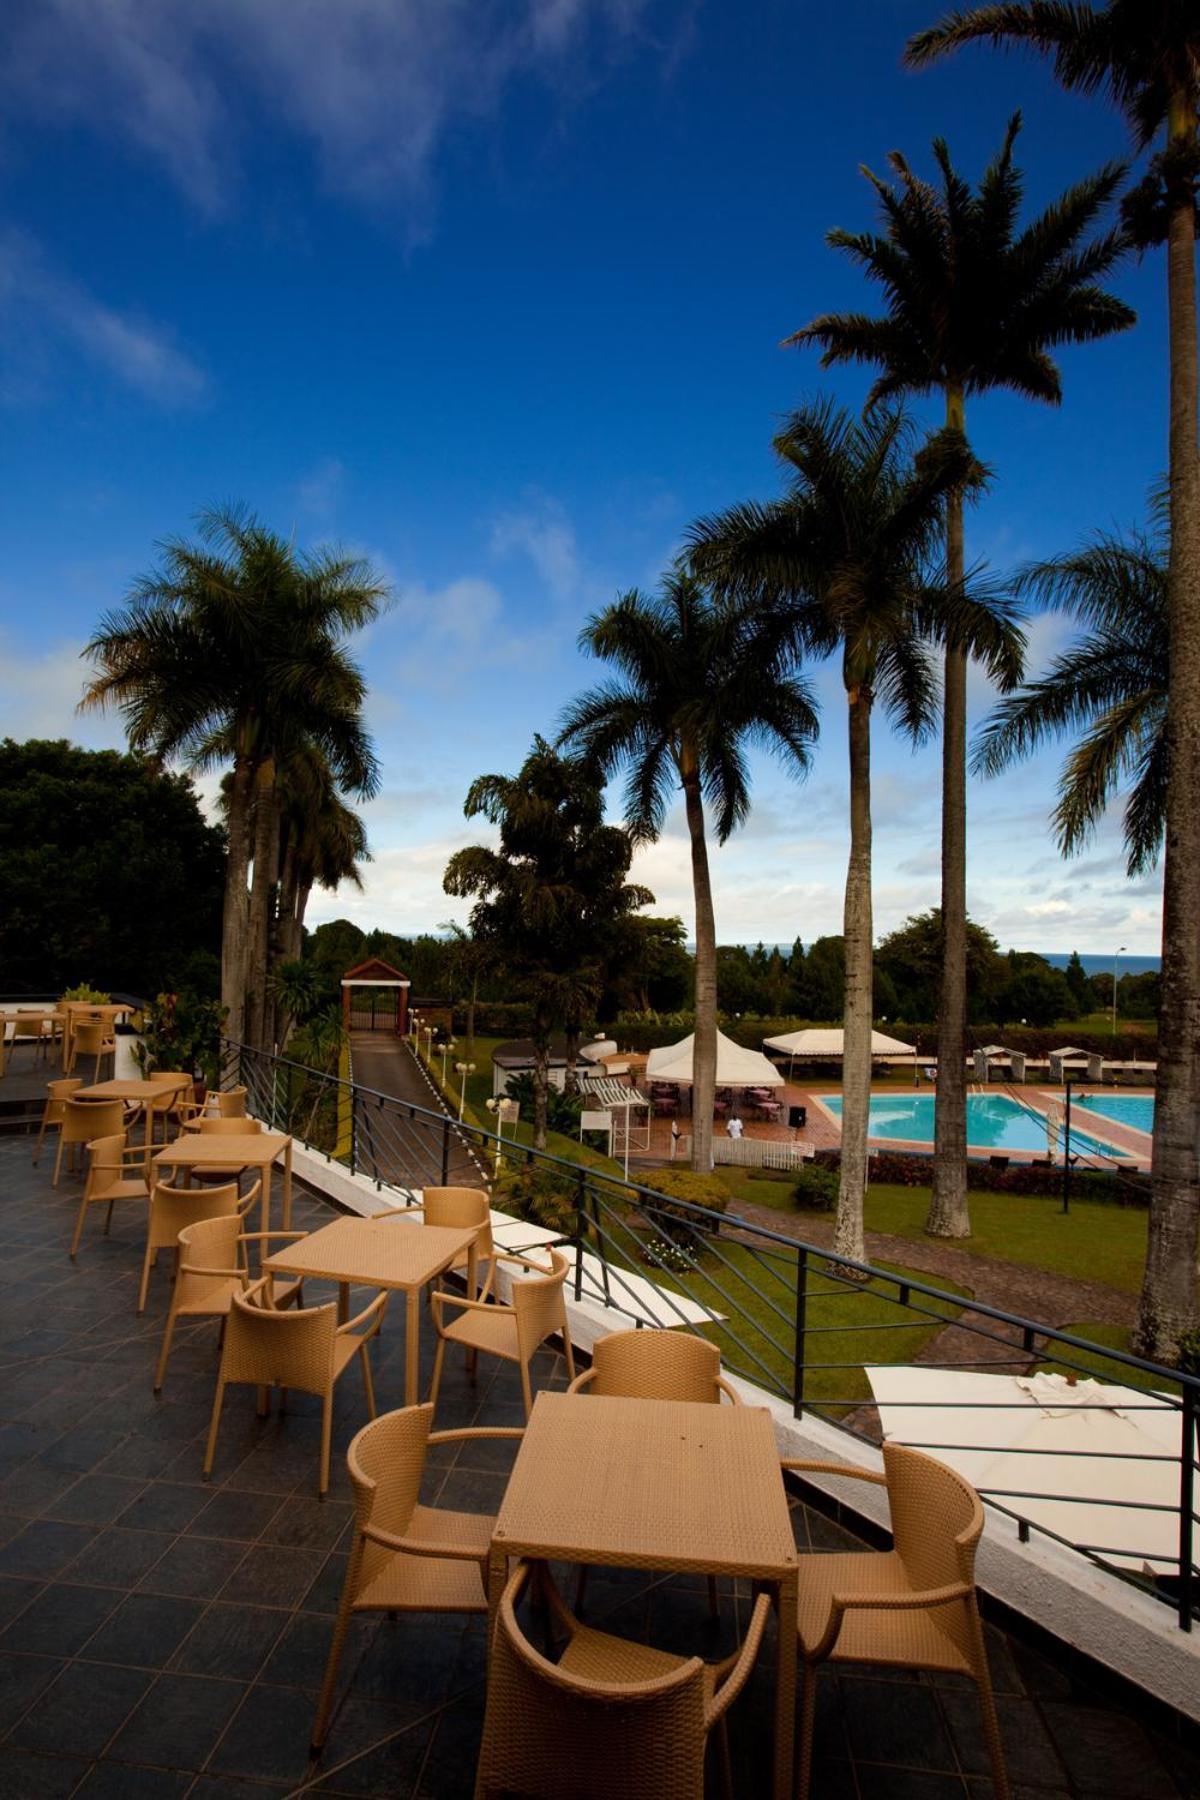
top-left (75, 1073), bottom-right (188, 1152)
top-left (489, 1390), bottom-right (799, 1798)
top-left (264, 1215), bottom-right (480, 1406)
top-left (152, 1129), bottom-right (294, 1232)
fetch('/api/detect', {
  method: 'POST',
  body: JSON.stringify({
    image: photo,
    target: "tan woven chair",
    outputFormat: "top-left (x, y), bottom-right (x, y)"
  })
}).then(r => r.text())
top-left (477, 1560), bottom-right (770, 1800)
top-left (67, 1016), bottom-right (115, 1082)
top-left (154, 1212), bottom-right (303, 1392)
top-left (429, 1248), bottom-right (575, 1418)
top-left (55, 1097), bottom-right (127, 1187)
top-left (33, 1078), bottom-right (82, 1168)
top-left (209, 1085), bottom-right (248, 1118)
top-left (381, 1187), bottom-right (495, 1299)
top-left (311, 1401), bottom-right (525, 1752)
top-left (71, 1130), bottom-right (151, 1259)
top-left (567, 1329), bottom-right (740, 1616)
top-left (189, 1113), bottom-right (263, 1183)
top-left (784, 1442), bottom-right (1010, 1800)
top-left (566, 1328), bottom-right (741, 1404)
top-left (137, 1176), bottom-right (259, 1314)
top-left (204, 1278), bottom-right (389, 1496)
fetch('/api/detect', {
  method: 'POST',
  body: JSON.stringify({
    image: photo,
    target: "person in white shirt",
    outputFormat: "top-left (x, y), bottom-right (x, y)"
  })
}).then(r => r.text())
top-left (726, 1115), bottom-right (744, 1139)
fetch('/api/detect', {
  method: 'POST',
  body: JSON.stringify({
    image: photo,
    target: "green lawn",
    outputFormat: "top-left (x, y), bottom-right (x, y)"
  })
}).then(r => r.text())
top-left (1035, 1321), bottom-right (1182, 1394)
top-left (714, 1170), bottom-right (1148, 1295)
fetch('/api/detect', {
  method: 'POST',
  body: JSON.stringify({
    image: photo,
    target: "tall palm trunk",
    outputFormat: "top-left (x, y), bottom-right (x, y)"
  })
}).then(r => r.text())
top-left (221, 755), bottom-right (254, 1047)
top-left (837, 685), bottom-right (874, 1263)
top-left (682, 757), bottom-right (717, 1174)
top-left (245, 762), bottom-right (280, 1052)
top-left (1136, 96), bottom-right (1200, 1361)
top-left (929, 387), bottom-right (971, 1238)
top-left (531, 997), bottom-right (552, 1151)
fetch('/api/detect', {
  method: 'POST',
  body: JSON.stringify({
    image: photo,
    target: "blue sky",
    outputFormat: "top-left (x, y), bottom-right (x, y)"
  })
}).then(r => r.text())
top-left (0, 0), bottom-right (1170, 957)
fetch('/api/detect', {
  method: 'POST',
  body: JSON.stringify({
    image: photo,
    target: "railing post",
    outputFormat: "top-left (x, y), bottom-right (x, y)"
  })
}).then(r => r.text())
top-left (349, 1086), bottom-right (357, 1178)
top-left (1061, 1080), bottom-right (1072, 1214)
top-left (1180, 1385), bottom-right (1196, 1632)
top-left (573, 1170), bottom-right (586, 1302)
top-left (441, 1116), bottom-right (451, 1185)
top-left (792, 1246), bottom-right (808, 1419)
top-left (587, 1182), bottom-right (612, 1307)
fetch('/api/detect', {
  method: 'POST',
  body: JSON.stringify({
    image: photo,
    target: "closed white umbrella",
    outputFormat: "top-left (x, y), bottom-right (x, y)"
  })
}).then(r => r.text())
top-left (866, 1366), bottom-right (1185, 1574)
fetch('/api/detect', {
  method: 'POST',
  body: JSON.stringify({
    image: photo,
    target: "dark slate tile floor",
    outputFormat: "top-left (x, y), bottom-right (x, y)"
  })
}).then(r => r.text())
top-left (0, 1133), bottom-right (1196, 1798)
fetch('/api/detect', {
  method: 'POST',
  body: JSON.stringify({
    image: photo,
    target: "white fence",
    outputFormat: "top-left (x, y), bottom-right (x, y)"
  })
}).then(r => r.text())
top-left (673, 1134), bottom-right (814, 1170)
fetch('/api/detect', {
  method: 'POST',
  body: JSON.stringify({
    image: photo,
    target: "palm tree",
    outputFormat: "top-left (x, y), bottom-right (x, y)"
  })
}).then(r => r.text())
top-left (905, 0), bottom-right (1200, 1363)
top-left (558, 570), bottom-right (819, 1174)
top-left (973, 519), bottom-right (1167, 874)
top-left (690, 401), bottom-right (1023, 1259)
top-left (80, 505), bottom-right (387, 1047)
top-left (788, 116), bottom-right (1132, 1240)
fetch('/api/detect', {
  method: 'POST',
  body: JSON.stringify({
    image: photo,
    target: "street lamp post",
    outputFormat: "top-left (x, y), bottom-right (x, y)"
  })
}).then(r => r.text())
top-left (1112, 945), bottom-right (1126, 1035)
top-left (409, 1011), bottom-right (420, 1051)
top-left (455, 1060), bottom-right (476, 1121)
top-left (485, 1094), bottom-right (516, 1170)
top-left (440, 1038), bottom-right (455, 1088)
top-left (423, 1024), bottom-right (434, 1064)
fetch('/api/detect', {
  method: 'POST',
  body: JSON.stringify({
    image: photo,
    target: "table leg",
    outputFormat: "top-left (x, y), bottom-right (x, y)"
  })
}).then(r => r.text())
top-left (261, 1164), bottom-right (272, 1237)
top-left (283, 1139), bottom-right (293, 1231)
top-left (405, 1289), bottom-right (420, 1406)
top-left (772, 1569), bottom-right (797, 1800)
top-left (465, 1240), bottom-right (480, 1374)
top-left (337, 1281), bottom-right (349, 1325)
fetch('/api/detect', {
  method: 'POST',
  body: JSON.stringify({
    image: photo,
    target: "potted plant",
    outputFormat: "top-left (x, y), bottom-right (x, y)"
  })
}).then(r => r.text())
top-left (133, 991), bottom-right (227, 1101)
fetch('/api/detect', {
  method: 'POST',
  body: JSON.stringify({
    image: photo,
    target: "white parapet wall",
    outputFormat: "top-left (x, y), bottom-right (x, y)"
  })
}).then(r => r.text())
top-left (291, 1139), bottom-right (1200, 1720)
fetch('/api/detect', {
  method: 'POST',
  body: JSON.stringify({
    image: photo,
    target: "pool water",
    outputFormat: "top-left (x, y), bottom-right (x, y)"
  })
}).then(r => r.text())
top-left (821, 1092), bottom-right (1123, 1156)
top-left (1072, 1093), bottom-right (1155, 1136)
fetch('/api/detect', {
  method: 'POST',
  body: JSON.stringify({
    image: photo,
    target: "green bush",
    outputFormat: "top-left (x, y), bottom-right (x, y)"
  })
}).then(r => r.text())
top-left (133, 990), bottom-right (227, 1085)
top-left (503, 1073), bottom-right (583, 1135)
top-left (641, 1166), bottom-right (729, 1243)
top-left (792, 1162), bottom-right (839, 1211)
top-left (60, 983), bottom-right (112, 1005)
top-left (1178, 1329), bottom-right (1200, 1379)
top-left (492, 1162), bottom-right (581, 1237)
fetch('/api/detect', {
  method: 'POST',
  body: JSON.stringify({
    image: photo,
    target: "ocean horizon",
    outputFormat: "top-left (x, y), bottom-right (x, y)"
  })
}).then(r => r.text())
top-left (720, 946), bottom-right (1161, 977)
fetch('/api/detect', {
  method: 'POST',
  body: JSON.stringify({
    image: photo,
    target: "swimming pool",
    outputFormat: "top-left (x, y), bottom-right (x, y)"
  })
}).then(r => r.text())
top-left (821, 1092), bottom-right (1124, 1156)
top-left (1072, 1093), bottom-right (1155, 1136)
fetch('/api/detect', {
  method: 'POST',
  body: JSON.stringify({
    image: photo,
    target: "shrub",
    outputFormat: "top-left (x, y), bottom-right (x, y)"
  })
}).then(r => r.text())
top-left (638, 1234), bottom-right (698, 1276)
top-left (1178, 1329), bottom-right (1200, 1380)
top-left (60, 983), bottom-right (111, 1005)
top-left (133, 991), bottom-right (227, 1085)
top-left (640, 1166), bottom-right (729, 1244)
top-left (503, 1073), bottom-right (583, 1135)
top-left (792, 1162), bottom-right (839, 1211)
top-left (492, 1163), bottom-right (581, 1237)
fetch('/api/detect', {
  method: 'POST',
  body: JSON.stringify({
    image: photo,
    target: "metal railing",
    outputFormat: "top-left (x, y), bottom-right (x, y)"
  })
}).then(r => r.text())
top-left (225, 1038), bottom-right (1200, 1630)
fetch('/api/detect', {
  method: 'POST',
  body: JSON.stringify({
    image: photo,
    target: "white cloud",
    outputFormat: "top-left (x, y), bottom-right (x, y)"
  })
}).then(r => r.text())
top-left (0, 633), bottom-right (123, 748)
top-left (490, 498), bottom-right (584, 607)
top-left (3, 0), bottom-right (650, 221)
top-left (0, 231), bottom-right (206, 405)
top-left (294, 458), bottom-right (346, 521)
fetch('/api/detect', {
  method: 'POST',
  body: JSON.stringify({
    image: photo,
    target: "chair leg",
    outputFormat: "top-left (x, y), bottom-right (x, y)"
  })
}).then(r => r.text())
top-left (319, 1391), bottom-right (333, 1498)
top-left (359, 1343), bottom-right (377, 1419)
top-left (714, 1714), bottom-right (734, 1800)
top-left (519, 1357), bottom-right (533, 1419)
top-left (975, 1670), bottom-right (1011, 1800)
top-left (429, 1337), bottom-right (447, 1409)
top-left (137, 1243), bottom-right (155, 1315)
top-left (561, 1320), bottom-right (576, 1384)
top-left (69, 1195), bottom-right (90, 1260)
top-left (311, 1553), bottom-right (361, 1752)
top-left (797, 1661), bottom-right (818, 1800)
top-left (104, 1199), bottom-right (115, 1235)
top-left (154, 1306), bottom-right (179, 1392)
top-left (203, 1378), bottom-right (228, 1478)
top-left (52, 1135), bottom-right (65, 1188)
top-left (32, 1116), bottom-right (48, 1165)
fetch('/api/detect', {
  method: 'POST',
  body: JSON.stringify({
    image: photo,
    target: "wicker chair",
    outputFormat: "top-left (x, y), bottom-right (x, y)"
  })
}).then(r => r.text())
top-left (71, 1130), bottom-right (152, 1259)
top-left (54, 1097), bottom-right (127, 1188)
top-left (566, 1328), bottom-right (741, 1405)
top-left (33, 1078), bottom-right (82, 1168)
top-left (311, 1401), bottom-right (525, 1752)
top-left (154, 1211), bottom-right (302, 1392)
top-left (429, 1248), bottom-right (575, 1418)
top-left (567, 1329), bottom-right (740, 1616)
top-left (381, 1187), bottom-right (495, 1299)
top-left (209, 1085), bottom-right (248, 1118)
top-left (67, 1016), bottom-right (115, 1082)
top-left (784, 1443), bottom-right (1010, 1800)
top-left (188, 1113), bottom-right (263, 1183)
top-left (203, 1278), bottom-right (390, 1496)
top-left (476, 1561), bottom-right (771, 1800)
top-left (137, 1175), bottom-right (259, 1314)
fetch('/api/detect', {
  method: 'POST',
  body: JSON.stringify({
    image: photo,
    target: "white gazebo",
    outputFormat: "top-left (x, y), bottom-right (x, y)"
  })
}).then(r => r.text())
top-left (646, 1029), bottom-right (783, 1090)
top-left (762, 1026), bottom-right (916, 1078)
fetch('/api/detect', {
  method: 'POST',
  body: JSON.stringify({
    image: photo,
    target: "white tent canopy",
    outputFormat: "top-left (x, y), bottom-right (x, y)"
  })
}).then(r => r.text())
top-left (762, 1027), bottom-right (915, 1060)
top-left (646, 1029), bottom-right (783, 1088)
top-left (866, 1366), bottom-right (1184, 1574)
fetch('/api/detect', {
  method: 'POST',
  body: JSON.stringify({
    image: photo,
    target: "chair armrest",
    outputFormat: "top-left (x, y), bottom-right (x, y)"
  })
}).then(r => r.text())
top-left (494, 1249), bottom-right (556, 1275)
top-left (180, 1262), bottom-right (248, 1282)
top-left (564, 1368), bottom-right (596, 1395)
top-left (706, 1592), bottom-right (772, 1727)
top-left (781, 1459), bottom-right (887, 1487)
top-left (238, 1230), bottom-right (308, 1245)
top-left (812, 1582), bottom-right (972, 1662)
top-left (431, 1289), bottom-right (510, 1322)
top-left (360, 1522), bottom-right (487, 1561)
top-left (429, 1426), bottom-right (525, 1446)
top-left (336, 1289), bottom-right (390, 1338)
top-left (715, 1374), bottom-right (742, 1405)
